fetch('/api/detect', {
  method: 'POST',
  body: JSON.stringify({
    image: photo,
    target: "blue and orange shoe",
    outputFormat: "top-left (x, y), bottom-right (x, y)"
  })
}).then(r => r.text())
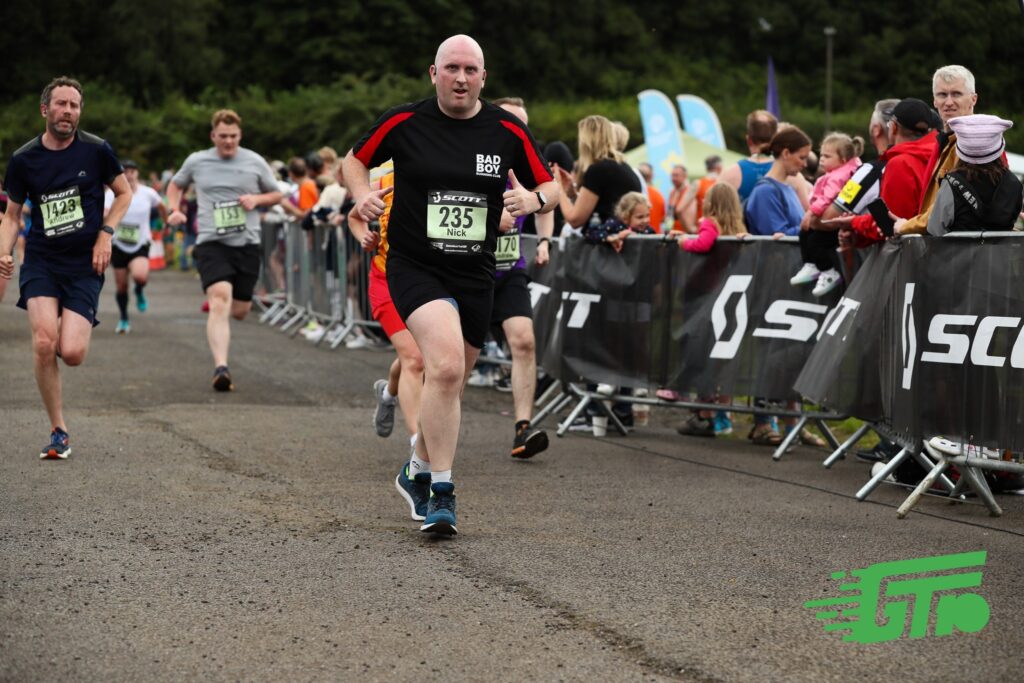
top-left (40, 427), bottom-right (71, 460)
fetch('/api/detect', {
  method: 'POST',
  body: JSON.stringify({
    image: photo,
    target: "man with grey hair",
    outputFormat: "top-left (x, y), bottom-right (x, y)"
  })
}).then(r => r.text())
top-left (343, 34), bottom-right (558, 536)
top-left (897, 65), bottom-right (981, 234)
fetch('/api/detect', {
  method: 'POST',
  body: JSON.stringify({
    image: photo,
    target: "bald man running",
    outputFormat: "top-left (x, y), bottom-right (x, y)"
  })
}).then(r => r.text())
top-left (343, 35), bottom-right (559, 535)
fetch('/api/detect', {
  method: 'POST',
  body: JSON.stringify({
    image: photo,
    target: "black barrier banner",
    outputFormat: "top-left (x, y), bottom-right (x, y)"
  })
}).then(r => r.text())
top-left (526, 236), bottom-right (840, 397)
top-left (796, 236), bottom-right (1024, 450)
top-left (660, 238), bottom-right (841, 398)
top-left (793, 242), bottom-right (901, 422)
top-left (527, 235), bottom-right (663, 386)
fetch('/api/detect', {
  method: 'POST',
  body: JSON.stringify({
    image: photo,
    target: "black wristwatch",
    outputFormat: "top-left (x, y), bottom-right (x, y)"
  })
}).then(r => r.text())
top-left (101, 225), bottom-right (115, 235)
top-left (534, 191), bottom-right (547, 212)
top-left (537, 237), bottom-right (550, 246)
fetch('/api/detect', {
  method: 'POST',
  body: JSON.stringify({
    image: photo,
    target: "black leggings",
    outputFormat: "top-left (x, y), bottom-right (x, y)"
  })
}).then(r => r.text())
top-left (799, 229), bottom-right (838, 271)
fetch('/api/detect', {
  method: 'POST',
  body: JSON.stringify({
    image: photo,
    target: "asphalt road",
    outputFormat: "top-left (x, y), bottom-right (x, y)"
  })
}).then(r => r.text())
top-left (2, 270), bottom-right (1022, 682)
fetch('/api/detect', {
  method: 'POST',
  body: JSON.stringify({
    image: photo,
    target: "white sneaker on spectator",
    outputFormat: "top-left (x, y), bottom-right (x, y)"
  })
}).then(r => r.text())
top-left (870, 462), bottom-right (897, 483)
top-left (812, 268), bottom-right (843, 297)
top-left (790, 263), bottom-right (820, 286)
top-left (467, 368), bottom-right (496, 387)
top-left (325, 327), bottom-right (346, 345)
top-left (346, 335), bottom-right (375, 350)
top-left (303, 323), bottom-right (326, 342)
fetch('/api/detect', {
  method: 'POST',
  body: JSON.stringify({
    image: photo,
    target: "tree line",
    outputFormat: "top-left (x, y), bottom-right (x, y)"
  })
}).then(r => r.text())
top-left (3, 0), bottom-right (1022, 171)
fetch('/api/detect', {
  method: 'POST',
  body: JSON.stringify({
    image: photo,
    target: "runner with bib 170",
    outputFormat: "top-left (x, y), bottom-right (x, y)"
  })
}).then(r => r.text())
top-left (342, 34), bottom-right (559, 536)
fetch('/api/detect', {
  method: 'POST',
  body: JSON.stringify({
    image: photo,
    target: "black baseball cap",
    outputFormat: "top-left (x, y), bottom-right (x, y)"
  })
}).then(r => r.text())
top-left (888, 99), bottom-right (940, 133)
top-left (122, 159), bottom-right (139, 169)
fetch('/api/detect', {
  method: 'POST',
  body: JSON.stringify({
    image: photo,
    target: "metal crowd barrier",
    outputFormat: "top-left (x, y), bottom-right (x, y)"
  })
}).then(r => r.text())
top-left (528, 232), bottom-right (850, 459)
top-left (257, 216), bottom-right (384, 349)
top-left (819, 232), bottom-right (1024, 515)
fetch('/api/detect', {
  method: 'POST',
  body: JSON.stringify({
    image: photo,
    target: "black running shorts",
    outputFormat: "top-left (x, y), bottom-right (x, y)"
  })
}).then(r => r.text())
top-left (111, 243), bottom-right (150, 270)
top-left (385, 254), bottom-right (493, 349)
top-left (491, 269), bottom-right (533, 325)
top-left (17, 261), bottom-right (104, 327)
top-left (194, 241), bottom-right (261, 302)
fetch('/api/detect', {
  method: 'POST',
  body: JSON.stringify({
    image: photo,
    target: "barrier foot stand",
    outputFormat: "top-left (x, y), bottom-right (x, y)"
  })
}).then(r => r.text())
top-left (531, 390), bottom-right (569, 429)
top-left (772, 416), bottom-right (805, 461)
top-left (259, 300), bottom-right (285, 324)
top-left (280, 309), bottom-right (307, 334)
top-left (896, 458), bottom-right (951, 518)
top-left (814, 419), bottom-right (843, 451)
top-left (329, 321), bottom-right (356, 350)
top-left (855, 448), bottom-right (910, 501)
top-left (960, 465), bottom-right (1002, 517)
top-left (289, 311), bottom-right (314, 338)
top-left (593, 399), bottom-right (629, 436)
top-left (315, 318), bottom-right (342, 348)
top-left (908, 448), bottom-right (957, 493)
top-left (556, 395), bottom-right (592, 437)
top-left (945, 476), bottom-right (969, 503)
top-left (535, 378), bottom-right (562, 409)
top-left (823, 422), bottom-right (871, 468)
top-left (268, 303), bottom-right (295, 327)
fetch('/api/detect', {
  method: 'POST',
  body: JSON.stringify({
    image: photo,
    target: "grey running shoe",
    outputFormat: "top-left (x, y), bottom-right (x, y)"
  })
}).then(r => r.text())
top-left (373, 379), bottom-right (396, 437)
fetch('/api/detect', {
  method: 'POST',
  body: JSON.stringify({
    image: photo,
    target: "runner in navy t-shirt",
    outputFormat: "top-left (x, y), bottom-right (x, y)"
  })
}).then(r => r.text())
top-left (342, 34), bottom-right (559, 535)
top-left (0, 77), bottom-right (131, 460)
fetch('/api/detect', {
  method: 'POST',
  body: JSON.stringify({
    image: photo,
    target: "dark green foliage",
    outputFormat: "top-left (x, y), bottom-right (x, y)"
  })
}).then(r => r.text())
top-left (3, 0), bottom-right (1023, 171)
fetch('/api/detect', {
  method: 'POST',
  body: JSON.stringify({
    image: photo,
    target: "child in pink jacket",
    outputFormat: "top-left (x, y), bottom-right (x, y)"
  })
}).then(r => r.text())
top-left (790, 133), bottom-right (863, 296)
top-left (678, 182), bottom-right (748, 253)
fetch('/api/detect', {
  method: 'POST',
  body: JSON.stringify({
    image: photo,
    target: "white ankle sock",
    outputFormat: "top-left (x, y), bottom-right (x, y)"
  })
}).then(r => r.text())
top-left (431, 469), bottom-right (452, 484)
top-left (382, 385), bottom-right (397, 403)
top-left (410, 453), bottom-right (430, 477)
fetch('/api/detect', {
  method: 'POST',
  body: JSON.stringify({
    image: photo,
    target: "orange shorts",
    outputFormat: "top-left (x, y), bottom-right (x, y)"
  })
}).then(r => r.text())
top-left (368, 263), bottom-right (406, 338)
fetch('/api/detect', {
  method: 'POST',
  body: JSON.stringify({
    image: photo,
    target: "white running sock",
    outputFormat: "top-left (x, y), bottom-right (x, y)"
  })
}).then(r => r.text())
top-left (382, 385), bottom-right (397, 403)
top-left (431, 469), bottom-right (452, 484)
top-left (410, 453), bottom-right (431, 477)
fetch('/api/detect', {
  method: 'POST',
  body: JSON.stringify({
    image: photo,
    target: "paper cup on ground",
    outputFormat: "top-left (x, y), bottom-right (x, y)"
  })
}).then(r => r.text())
top-left (592, 415), bottom-right (608, 437)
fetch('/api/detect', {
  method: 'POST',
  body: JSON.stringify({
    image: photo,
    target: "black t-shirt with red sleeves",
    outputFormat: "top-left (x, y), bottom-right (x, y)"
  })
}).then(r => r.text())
top-left (352, 97), bottom-right (552, 288)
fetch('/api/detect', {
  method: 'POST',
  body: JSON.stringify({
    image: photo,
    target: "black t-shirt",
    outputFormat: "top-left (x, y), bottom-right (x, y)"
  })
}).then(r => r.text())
top-left (352, 97), bottom-right (552, 288)
top-left (4, 131), bottom-right (122, 273)
top-left (580, 159), bottom-right (642, 222)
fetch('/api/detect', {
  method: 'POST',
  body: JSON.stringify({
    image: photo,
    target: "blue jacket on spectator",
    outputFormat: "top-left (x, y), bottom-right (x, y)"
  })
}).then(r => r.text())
top-left (743, 178), bottom-right (803, 236)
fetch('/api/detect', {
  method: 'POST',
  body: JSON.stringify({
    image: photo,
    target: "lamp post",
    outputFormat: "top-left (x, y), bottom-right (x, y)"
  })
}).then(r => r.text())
top-left (824, 26), bottom-right (836, 132)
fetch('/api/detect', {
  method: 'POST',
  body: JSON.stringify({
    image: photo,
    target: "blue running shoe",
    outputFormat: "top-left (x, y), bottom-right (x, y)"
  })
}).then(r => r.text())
top-left (40, 427), bottom-right (71, 460)
top-left (114, 319), bottom-right (131, 335)
top-left (394, 462), bottom-right (430, 521)
top-left (420, 482), bottom-right (457, 535)
top-left (713, 411), bottom-right (733, 435)
top-left (136, 288), bottom-right (148, 312)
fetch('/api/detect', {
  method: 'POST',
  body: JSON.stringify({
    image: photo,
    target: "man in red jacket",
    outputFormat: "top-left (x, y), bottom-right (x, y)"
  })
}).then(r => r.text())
top-left (830, 98), bottom-right (940, 246)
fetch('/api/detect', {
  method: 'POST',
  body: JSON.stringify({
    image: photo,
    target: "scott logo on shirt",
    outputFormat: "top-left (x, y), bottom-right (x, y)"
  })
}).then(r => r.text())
top-left (476, 154), bottom-right (501, 178)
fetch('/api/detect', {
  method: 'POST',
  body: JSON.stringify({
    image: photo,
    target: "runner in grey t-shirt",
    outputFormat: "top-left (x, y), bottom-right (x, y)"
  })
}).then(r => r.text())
top-left (166, 109), bottom-right (282, 392)
top-left (171, 146), bottom-right (278, 247)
